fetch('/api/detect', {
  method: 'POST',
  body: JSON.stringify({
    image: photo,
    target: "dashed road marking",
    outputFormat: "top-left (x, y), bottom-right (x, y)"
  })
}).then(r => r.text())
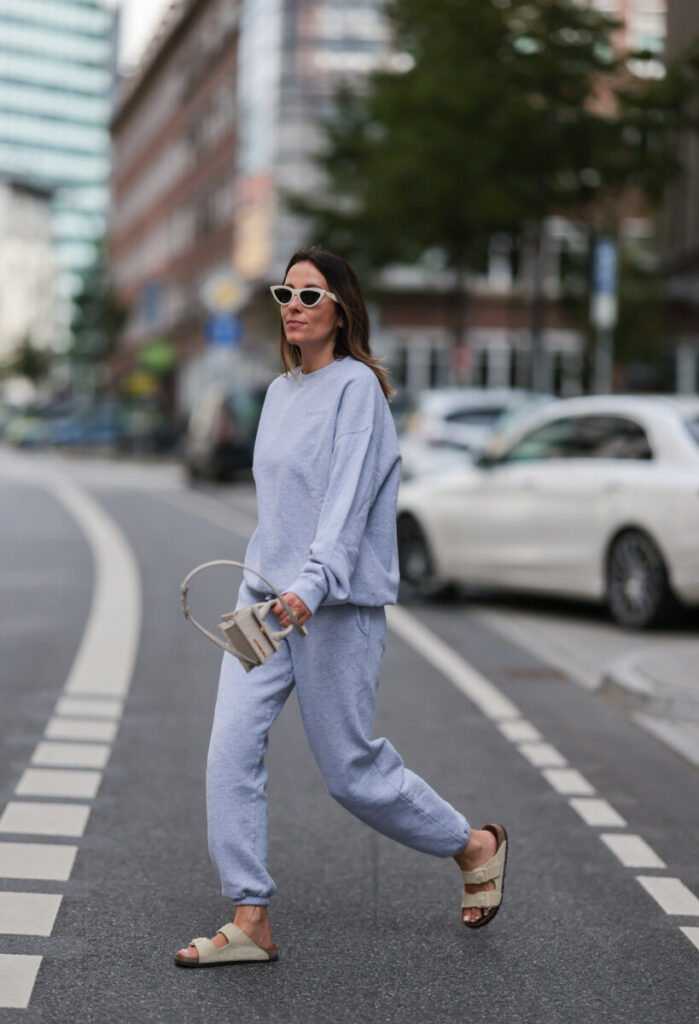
top-left (568, 797), bottom-right (627, 828)
top-left (0, 955), bottom-right (43, 1008)
top-left (542, 768), bottom-right (595, 796)
top-left (0, 474), bottom-right (141, 1009)
top-left (0, 802), bottom-right (91, 838)
top-left (0, 843), bottom-right (78, 881)
top-left (56, 697), bottom-right (123, 719)
top-left (31, 741), bottom-right (111, 769)
top-left (45, 717), bottom-right (118, 742)
top-left (636, 877), bottom-right (699, 916)
top-left (680, 927), bottom-right (699, 952)
top-left (0, 893), bottom-right (63, 936)
top-left (518, 741), bottom-right (567, 768)
top-left (600, 833), bottom-right (666, 869)
top-left (497, 719), bottom-right (541, 743)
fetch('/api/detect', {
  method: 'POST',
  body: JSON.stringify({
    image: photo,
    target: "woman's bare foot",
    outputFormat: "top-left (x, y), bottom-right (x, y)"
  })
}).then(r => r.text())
top-left (454, 827), bottom-right (498, 925)
top-left (175, 905), bottom-right (275, 963)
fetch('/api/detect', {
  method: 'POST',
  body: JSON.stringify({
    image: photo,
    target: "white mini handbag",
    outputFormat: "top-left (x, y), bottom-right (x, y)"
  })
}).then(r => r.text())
top-left (180, 560), bottom-right (308, 672)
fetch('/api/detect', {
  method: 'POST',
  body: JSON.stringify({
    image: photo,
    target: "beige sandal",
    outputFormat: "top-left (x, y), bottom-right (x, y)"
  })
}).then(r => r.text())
top-left (174, 921), bottom-right (279, 968)
top-left (461, 823), bottom-right (508, 929)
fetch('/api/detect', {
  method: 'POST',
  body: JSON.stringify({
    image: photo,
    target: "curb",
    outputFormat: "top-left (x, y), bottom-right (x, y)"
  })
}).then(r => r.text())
top-left (600, 650), bottom-right (699, 723)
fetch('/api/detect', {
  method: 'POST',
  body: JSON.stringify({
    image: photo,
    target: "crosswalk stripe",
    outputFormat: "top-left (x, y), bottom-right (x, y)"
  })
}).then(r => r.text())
top-left (0, 893), bottom-right (62, 936)
top-left (569, 798), bottom-right (627, 827)
top-left (636, 877), bottom-right (699, 916)
top-left (600, 833), bottom-right (666, 869)
top-left (0, 954), bottom-right (43, 1009)
top-left (45, 718), bottom-right (118, 742)
top-left (15, 768), bottom-right (102, 799)
top-left (31, 741), bottom-right (111, 769)
top-left (0, 802), bottom-right (91, 838)
top-left (0, 842), bottom-right (78, 881)
top-left (680, 927), bottom-right (699, 952)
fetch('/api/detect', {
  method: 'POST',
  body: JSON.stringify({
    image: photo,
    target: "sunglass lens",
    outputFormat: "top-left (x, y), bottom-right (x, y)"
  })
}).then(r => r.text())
top-left (299, 289), bottom-right (323, 307)
top-left (273, 286), bottom-right (293, 304)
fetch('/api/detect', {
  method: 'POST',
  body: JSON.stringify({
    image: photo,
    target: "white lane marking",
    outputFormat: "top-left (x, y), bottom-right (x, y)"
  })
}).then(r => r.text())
top-left (55, 697), bottom-right (123, 718)
top-left (386, 605), bottom-right (519, 721)
top-left (518, 742), bottom-right (567, 768)
top-left (154, 489), bottom-right (257, 540)
top-left (542, 768), bottom-right (595, 796)
top-left (45, 718), bottom-right (118, 742)
top-left (0, 802), bottom-right (91, 838)
top-left (50, 478), bottom-right (141, 697)
top-left (15, 769), bottom-right (102, 800)
top-left (601, 834), bottom-right (666, 869)
top-left (0, 954), bottom-right (43, 1009)
top-left (0, 843), bottom-right (78, 881)
top-left (680, 927), bottom-right (699, 952)
top-left (31, 741), bottom-right (111, 769)
top-left (0, 893), bottom-right (62, 936)
top-left (498, 719), bottom-right (541, 743)
top-left (569, 798), bottom-right (627, 827)
top-left (636, 877), bottom-right (699, 916)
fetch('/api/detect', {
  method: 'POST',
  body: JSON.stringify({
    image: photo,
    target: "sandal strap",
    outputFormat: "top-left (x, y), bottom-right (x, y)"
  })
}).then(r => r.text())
top-left (217, 921), bottom-right (241, 944)
top-left (462, 889), bottom-right (502, 910)
top-left (190, 936), bottom-right (217, 957)
top-left (461, 840), bottom-right (506, 885)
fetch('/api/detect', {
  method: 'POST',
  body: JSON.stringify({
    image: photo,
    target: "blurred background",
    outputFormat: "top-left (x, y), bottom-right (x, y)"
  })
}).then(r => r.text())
top-left (0, 0), bottom-right (697, 463)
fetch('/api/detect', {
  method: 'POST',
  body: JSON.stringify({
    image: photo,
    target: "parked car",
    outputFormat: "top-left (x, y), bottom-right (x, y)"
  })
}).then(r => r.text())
top-left (183, 386), bottom-right (266, 481)
top-left (398, 388), bottom-right (552, 479)
top-left (397, 395), bottom-right (699, 628)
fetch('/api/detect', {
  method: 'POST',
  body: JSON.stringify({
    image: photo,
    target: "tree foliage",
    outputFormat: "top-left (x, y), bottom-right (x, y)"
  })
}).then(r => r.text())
top-left (69, 241), bottom-right (127, 370)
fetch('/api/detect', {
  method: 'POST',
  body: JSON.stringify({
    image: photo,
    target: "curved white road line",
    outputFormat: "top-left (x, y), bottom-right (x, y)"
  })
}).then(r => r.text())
top-left (49, 478), bottom-right (141, 698)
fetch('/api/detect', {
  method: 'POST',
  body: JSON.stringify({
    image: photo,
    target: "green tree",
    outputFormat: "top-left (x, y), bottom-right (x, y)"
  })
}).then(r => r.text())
top-left (69, 241), bottom-right (127, 391)
top-left (2, 335), bottom-right (52, 384)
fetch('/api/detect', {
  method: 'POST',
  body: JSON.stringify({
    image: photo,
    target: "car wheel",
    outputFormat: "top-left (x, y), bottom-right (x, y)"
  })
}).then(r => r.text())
top-left (606, 530), bottom-right (674, 629)
top-left (397, 514), bottom-right (449, 597)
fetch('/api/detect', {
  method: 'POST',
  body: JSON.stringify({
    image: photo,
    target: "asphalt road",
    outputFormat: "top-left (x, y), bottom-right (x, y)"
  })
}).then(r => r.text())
top-left (0, 454), bottom-right (697, 1024)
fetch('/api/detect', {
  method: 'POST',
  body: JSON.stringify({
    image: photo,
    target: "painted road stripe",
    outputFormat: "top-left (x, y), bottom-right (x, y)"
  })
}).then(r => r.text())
top-left (0, 802), bottom-right (91, 838)
top-left (0, 954), bottom-right (43, 1009)
top-left (0, 842), bottom-right (78, 881)
top-left (569, 798), bottom-right (627, 827)
top-left (498, 719), bottom-right (541, 743)
top-left (386, 605), bottom-right (519, 721)
top-left (636, 877), bottom-right (699, 916)
top-left (155, 489), bottom-right (257, 540)
top-left (15, 768), bottom-right (102, 800)
top-left (55, 696), bottom-right (123, 718)
top-left (45, 718), bottom-right (118, 743)
top-left (51, 477), bottom-right (141, 698)
top-left (31, 741), bottom-right (111, 769)
top-left (600, 833), bottom-right (666, 869)
top-left (542, 768), bottom-right (595, 796)
top-left (680, 927), bottom-right (699, 952)
top-left (518, 742), bottom-right (567, 768)
top-left (0, 893), bottom-right (62, 936)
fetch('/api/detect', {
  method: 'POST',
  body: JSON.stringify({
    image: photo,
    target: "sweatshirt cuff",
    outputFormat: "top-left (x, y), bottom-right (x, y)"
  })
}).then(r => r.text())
top-left (285, 575), bottom-right (327, 617)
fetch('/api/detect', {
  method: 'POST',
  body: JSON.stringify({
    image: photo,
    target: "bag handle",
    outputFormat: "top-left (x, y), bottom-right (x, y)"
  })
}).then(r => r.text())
top-left (180, 560), bottom-right (306, 660)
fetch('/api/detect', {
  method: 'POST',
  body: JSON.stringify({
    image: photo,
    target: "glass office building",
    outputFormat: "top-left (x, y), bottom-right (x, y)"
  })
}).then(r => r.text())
top-left (0, 0), bottom-right (117, 343)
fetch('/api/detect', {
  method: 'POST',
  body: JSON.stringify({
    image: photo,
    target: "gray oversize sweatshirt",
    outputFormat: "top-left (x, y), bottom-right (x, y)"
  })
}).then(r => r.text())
top-left (240, 356), bottom-right (402, 613)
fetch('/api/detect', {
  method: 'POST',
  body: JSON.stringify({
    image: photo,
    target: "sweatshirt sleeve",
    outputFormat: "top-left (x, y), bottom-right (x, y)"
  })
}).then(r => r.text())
top-left (285, 422), bottom-right (381, 614)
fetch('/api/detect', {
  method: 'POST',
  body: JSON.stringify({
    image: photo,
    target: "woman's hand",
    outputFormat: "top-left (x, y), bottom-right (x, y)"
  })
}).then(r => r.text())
top-left (271, 592), bottom-right (311, 628)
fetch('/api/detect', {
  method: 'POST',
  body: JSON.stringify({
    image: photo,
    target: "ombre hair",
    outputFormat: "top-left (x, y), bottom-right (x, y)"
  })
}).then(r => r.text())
top-left (278, 248), bottom-right (394, 401)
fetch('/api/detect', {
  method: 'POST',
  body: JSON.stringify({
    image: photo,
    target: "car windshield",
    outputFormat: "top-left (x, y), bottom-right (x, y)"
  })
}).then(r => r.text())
top-left (684, 416), bottom-right (699, 446)
top-left (444, 406), bottom-right (506, 426)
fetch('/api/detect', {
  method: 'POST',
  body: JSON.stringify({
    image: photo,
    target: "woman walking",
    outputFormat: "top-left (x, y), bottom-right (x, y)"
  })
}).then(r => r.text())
top-left (175, 249), bottom-right (507, 967)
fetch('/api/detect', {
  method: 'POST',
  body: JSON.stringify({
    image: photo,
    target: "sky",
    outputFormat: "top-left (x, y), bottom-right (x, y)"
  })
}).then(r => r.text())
top-left (111, 0), bottom-right (173, 69)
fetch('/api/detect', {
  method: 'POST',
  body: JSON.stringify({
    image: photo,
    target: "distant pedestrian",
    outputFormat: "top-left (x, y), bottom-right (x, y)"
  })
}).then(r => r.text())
top-left (175, 248), bottom-right (508, 967)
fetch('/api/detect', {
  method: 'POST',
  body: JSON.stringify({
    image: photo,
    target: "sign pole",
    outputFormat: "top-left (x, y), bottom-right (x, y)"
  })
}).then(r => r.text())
top-left (591, 237), bottom-right (618, 394)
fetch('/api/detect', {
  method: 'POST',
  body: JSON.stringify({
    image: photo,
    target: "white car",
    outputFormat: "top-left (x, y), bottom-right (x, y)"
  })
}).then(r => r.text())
top-left (398, 388), bottom-right (552, 479)
top-left (397, 395), bottom-right (699, 628)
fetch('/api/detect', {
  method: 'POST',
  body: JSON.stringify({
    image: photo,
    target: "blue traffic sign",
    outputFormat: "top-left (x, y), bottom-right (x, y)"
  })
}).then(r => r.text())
top-left (593, 237), bottom-right (618, 296)
top-left (205, 313), bottom-right (243, 347)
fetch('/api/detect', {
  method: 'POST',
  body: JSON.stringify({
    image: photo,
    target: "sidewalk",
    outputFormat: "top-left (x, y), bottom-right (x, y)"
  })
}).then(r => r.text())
top-left (601, 640), bottom-right (699, 769)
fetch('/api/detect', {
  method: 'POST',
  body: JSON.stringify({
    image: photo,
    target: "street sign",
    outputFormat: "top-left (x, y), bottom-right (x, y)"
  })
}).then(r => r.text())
top-left (591, 237), bottom-right (618, 330)
top-left (200, 271), bottom-right (250, 313)
top-left (205, 313), bottom-right (243, 347)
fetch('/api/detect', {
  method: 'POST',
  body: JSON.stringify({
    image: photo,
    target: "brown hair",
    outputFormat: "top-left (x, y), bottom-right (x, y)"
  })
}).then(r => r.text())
top-left (278, 248), bottom-right (394, 401)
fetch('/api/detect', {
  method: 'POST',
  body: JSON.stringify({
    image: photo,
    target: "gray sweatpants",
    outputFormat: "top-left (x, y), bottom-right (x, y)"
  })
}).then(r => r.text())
top-left (206, 603), bottom-right (470, 904)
